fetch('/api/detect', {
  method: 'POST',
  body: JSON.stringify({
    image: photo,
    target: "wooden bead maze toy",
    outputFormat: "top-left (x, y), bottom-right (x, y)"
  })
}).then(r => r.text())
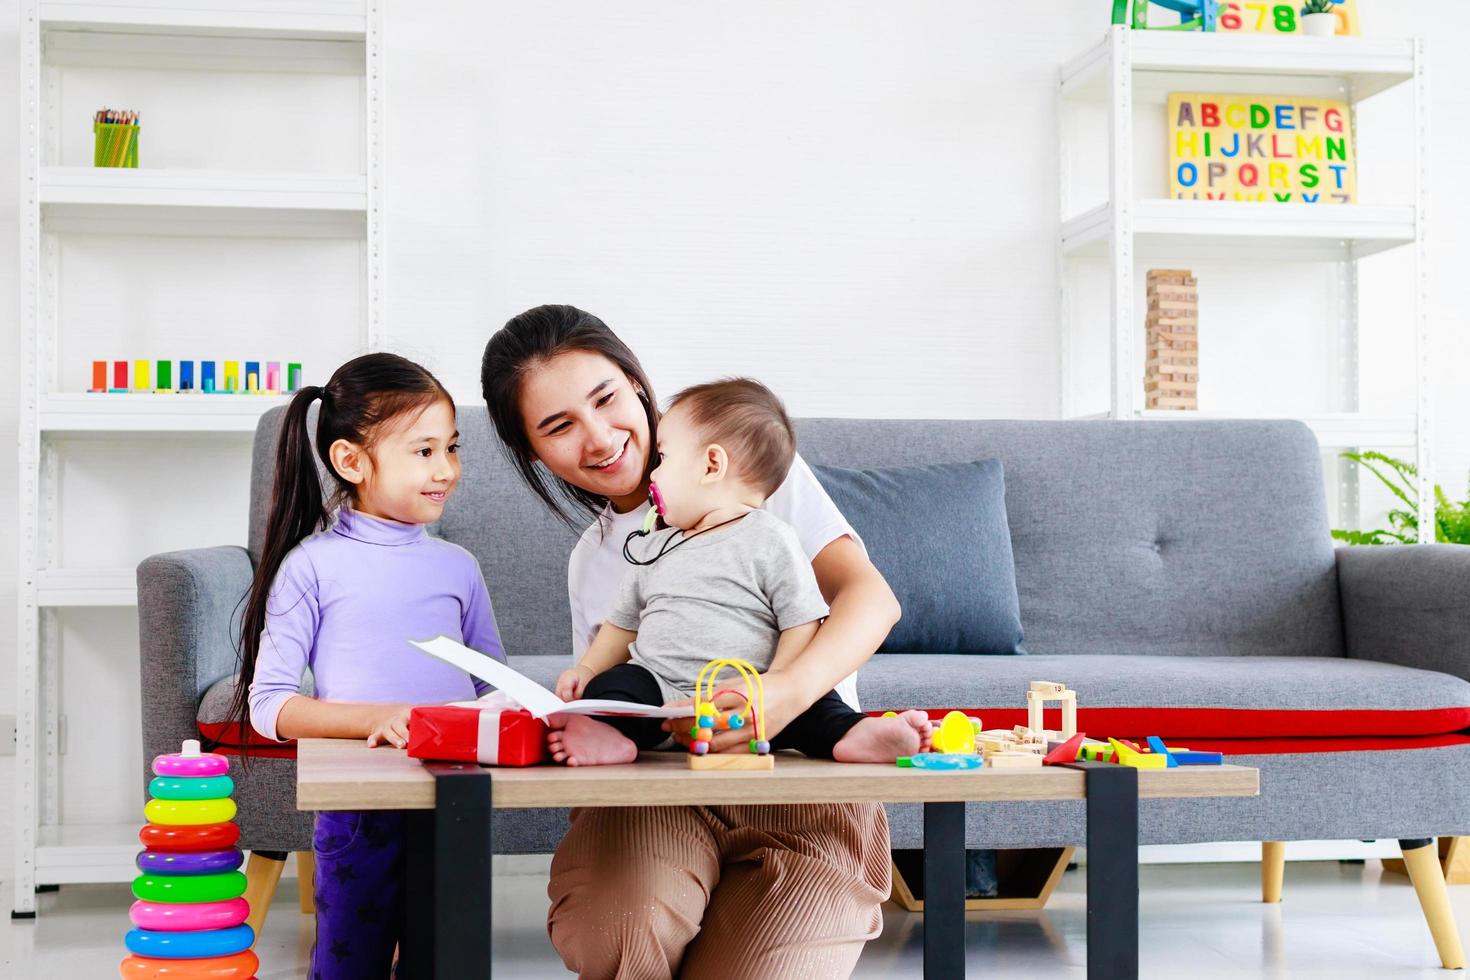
top-left (688, 658), bottom-right (775, 771)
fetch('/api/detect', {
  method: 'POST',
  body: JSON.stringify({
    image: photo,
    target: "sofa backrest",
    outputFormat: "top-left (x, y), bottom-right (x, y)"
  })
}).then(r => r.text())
top-left (250, 410), bottom-right (1344, 662)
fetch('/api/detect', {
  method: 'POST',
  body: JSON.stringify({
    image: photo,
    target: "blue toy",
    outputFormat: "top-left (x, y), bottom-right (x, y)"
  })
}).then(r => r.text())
top-left (1112, 0), bottom-right (1220, 31)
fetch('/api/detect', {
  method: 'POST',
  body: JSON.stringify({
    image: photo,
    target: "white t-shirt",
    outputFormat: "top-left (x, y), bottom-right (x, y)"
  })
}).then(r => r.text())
top-left (567, 453), bottom-right (864, 710)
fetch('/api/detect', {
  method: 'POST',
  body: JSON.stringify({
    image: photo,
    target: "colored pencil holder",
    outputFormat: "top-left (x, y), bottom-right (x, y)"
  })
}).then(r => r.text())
top-left (93, 122), bottom-right (140, 169)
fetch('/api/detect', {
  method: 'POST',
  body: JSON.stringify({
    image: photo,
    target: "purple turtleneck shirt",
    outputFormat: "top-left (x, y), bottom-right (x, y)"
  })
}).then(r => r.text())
top-left (248, 507), bottom-right (506, 741)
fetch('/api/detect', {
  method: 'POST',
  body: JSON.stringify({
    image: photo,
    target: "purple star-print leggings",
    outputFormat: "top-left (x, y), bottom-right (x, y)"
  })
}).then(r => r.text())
top-left (312, 810), bottom-right (412, 979)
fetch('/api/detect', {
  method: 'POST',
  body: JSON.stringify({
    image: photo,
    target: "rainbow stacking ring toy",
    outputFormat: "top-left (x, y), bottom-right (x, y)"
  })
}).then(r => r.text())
top-left (122, 740), bottom-right (257, 980)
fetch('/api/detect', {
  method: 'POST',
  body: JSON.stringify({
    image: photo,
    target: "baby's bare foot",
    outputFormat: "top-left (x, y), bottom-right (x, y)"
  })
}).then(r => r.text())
top-left (545, 715), bottom-right (638, 767)
top-left (833, 711), bottom-right (934, 763)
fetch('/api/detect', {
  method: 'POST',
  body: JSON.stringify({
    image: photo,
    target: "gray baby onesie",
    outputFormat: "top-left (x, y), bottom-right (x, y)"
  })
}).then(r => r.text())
top-left (604, 508), bottom-right (830, 703)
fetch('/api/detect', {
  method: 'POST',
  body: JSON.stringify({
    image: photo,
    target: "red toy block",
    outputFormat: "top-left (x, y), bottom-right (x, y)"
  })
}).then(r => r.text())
top-left (1043, 732), bottom-right (1087, 765)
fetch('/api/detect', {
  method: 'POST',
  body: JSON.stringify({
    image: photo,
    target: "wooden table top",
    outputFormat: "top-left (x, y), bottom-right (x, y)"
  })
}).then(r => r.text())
top-left (296, 738), bottom-right (1259, 812)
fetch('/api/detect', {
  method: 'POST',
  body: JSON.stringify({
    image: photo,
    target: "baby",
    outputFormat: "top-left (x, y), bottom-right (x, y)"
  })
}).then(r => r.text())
top-left (548, 377), bottom-right (932, 766)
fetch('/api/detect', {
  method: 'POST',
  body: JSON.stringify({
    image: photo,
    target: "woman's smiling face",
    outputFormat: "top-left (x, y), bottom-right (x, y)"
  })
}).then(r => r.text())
top-left (518, 349), bottom-right (652, 512)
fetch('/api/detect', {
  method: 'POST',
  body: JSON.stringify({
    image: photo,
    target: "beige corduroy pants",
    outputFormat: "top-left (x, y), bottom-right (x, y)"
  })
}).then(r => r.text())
top-left (547, 803), bottom-right (892, 980)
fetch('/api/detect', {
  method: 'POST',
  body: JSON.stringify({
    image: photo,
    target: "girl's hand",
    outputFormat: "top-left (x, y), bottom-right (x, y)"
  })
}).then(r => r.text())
top-left (555, 665), bottom-right (596, 702)
top-left (661, 671), bottom-right (808, 754)
top-left (366, 704), bottom-right (413, 749)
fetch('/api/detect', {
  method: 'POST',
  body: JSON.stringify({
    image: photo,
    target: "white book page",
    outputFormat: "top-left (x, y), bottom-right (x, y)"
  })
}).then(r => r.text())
top-left (410, 636), bottom-right (689, 720)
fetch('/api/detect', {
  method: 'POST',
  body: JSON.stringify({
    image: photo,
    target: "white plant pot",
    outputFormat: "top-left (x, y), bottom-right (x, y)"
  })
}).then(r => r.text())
top-left (1302, 12), bottom-right (1337, 36)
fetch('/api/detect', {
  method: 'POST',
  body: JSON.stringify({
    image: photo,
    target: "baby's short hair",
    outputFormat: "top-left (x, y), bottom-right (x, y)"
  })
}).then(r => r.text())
top-left (667, 378), bottom-right (795, 498)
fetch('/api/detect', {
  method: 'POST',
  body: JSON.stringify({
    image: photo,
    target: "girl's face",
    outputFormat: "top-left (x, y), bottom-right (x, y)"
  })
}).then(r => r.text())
top-left (335, 398), bottom-right (462, 525)
top-left (518, 349), bottom-right (652, 512)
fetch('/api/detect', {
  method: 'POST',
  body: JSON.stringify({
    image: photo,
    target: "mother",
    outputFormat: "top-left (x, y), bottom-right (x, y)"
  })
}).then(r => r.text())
top-left (481, 305), bottom-right (902, 979)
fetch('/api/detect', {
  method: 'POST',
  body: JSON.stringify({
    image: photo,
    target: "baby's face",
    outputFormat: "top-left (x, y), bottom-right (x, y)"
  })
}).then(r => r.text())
top-left (648, 404), bottom-right (727, 530)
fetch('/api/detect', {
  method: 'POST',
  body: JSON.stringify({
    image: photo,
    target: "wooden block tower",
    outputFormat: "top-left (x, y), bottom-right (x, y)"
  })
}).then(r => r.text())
top-left (1144, 268), bottom-right (1198, 410)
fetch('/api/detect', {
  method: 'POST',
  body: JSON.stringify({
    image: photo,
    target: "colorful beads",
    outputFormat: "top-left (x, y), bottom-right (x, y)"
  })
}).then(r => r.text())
top-left (691, 741), bottom-right (710, 755)
top-left (750, 739), bottom-right (771, 755)
top-left (124, 924), bottom-right (254, 958)
top-left (125, 741), bottom-right (252, 980)
top-left (137, 849), bottom-right (243, 876)
top-left (118, 950), bottom-right (258, 979)
top-left (148, 776), bottom-right (234, 801)
top-left (143, 798), bottom-right (238, 827)
top-left (697, 715), bottom-right (714, 729)
top-left (138, 822), bottom-right (239, 852)
top-left (728, 714), bottom-right (745, 729)
top-left (132, 871), bottom-right (248, 904)
top-left (129, 898), bottom-right (249, 932)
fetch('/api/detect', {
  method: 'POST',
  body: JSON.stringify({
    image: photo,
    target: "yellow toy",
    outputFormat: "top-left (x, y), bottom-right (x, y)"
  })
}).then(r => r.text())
top-left (688, 658), bottom-right (774, 771)
top-left (930, 710), bottom-right (979, 755)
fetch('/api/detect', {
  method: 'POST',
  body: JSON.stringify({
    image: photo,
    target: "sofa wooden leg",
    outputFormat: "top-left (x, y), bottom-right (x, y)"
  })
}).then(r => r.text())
top-left (1261, 841), bottom-right (1285, 903)
top-left (242, 850), bottom-right (287, 946)
top-left (1400, 838), bottom-right (1467, 969)
top-left (296, 851), bottom-right (316, 915)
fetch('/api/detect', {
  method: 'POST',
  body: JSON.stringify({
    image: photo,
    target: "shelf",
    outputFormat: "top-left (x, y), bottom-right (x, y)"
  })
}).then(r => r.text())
top-left (39, 393), bottom-right (287, 433)
top-left (36, 568), bottom-right (137, 607)
top-left (1061, 29), bottom-right (1416, 103)
top-left (42, 167), bottom-right (366, 212)
top-left (1060, 200), bottom-right (1416, 261)
top-left (39, 1), bottom-right (366, 41)
top-left (1133, 411), bottom-right (1417, 449)
top-left (36, 821), bottom-right (140, 884)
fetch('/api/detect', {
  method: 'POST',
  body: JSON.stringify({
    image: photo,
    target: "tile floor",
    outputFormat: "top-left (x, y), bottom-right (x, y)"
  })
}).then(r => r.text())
top-left (5, 857), bottom-right (1469, 978)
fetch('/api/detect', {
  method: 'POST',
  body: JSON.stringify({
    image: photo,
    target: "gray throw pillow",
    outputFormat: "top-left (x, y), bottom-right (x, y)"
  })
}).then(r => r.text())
top-left (811, 459), bottom-right (1024, 655)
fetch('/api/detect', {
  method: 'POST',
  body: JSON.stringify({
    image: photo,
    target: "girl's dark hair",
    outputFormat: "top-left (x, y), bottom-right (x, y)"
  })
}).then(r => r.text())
top-left (481, 304), bottom-right (658, 529)
top-left (228, 352), bottom-right (452, 744)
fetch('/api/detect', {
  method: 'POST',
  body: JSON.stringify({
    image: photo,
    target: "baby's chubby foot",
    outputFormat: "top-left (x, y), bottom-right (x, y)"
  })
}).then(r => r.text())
top-left (545, 714), bottom-right (638, 767)
top-left (832, 710), bottom-right (934, 763)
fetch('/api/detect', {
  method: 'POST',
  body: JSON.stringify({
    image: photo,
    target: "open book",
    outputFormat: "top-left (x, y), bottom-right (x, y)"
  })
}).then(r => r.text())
top-left (410, 636), bottom-right (690, 720)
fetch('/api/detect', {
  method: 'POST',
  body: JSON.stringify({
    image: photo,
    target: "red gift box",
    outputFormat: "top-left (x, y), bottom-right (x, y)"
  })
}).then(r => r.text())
top-left (407, 704), bottom-right (547, 767)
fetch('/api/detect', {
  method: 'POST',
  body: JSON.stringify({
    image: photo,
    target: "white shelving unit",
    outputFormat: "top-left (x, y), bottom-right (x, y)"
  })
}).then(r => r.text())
top-left (14, 1), bottom-right (383, 915)
top-left (1057, 27), bottom-right (1431, 536)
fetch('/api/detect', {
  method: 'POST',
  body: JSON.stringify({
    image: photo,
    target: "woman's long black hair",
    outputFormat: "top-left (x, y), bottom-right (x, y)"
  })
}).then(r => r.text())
top-left (228, 352), bottom-right (451, 743)
top-left (480, 304), bottom-right (659, 529)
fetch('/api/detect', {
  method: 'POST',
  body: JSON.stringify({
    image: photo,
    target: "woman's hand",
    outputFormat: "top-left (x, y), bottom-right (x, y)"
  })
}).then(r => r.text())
top-left (365, 704), bottom-right (413, 749)
top-left (555, 665), bottom-right (596, 702)
top-left (661, 670), bottom-right (810, 753)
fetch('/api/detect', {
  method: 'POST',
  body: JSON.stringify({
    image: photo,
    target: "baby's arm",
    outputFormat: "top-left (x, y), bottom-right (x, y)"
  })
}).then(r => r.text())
top-left (555, 624), bottom-right (635, 700)
top-left (769, 620), bottom-right (820, 674)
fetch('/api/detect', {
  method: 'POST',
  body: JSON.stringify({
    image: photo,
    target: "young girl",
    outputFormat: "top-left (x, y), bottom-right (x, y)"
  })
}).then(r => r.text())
top-left (229, 352), bottom-right (506, 979)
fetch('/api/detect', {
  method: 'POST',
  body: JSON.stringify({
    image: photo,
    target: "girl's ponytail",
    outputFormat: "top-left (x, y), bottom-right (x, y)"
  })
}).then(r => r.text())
top-left (227, 384), bottom-right (328, 744)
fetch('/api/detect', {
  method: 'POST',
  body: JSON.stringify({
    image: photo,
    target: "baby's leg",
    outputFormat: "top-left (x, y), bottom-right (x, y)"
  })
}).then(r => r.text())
top-left (771, 693), bottom-right (933, 762)
top-left (832, 711), bottom-right (933, 763)
top-left (547, 663), bottom-right (666, 767)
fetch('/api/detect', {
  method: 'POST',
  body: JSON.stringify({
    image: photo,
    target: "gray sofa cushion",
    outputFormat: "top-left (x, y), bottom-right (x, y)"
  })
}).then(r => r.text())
top-left (857, 654), bottom-right (1470, 735)
top-left (812, 459), bottom-right (1023, 655)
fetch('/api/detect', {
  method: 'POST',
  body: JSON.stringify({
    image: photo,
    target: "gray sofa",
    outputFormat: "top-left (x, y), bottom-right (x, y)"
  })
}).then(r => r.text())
top-left (139, 412), bottom-right (1470, 858)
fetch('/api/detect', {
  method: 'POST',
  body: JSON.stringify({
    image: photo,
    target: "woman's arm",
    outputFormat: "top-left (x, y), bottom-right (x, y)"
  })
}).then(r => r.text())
top-left (666, 535), bottom-right (899, 751)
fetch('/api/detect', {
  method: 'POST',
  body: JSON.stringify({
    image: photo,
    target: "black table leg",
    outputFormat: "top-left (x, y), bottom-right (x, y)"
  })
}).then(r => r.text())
top-left (1066, 761), bottom-right (1139, 980)
top-left (923, 801), bottom-right (966, 980)
top-left (402, 763), bottom-right (494, 979)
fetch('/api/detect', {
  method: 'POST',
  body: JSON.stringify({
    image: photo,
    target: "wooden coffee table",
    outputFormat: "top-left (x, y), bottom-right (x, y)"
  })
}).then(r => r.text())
top-left (297, 739), bottom-right (1258, 979)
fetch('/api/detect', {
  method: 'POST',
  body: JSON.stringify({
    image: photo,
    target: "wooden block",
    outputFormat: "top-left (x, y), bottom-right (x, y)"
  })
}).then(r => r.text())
top-left (987, 752), bottom-right (1044, 769)
top-left (1150, 284), bottom-right (1198, 300)
top-left (1146, 269), bottom-right (1194, 283)
top-left (1145, 357), bottom-right (1199, 371)
top-left (1145, 396), bottom-right (1197, 410)
top-left (687, 753), bottom-right (775, 771)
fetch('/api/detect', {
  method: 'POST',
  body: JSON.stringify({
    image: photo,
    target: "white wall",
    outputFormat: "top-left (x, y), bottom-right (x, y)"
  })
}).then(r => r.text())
top-left (2, 1), bottom-right (1468, 879)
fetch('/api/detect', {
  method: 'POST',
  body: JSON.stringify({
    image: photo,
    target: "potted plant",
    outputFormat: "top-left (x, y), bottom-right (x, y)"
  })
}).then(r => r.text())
top-left (1331, 451), bottom-right (1470, 545)
top-left (1300, 0), bottom-right (1338, 37)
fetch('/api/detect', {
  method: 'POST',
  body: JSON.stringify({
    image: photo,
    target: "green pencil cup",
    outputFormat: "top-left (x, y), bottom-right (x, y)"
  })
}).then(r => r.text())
top-left (93, 122), bottom-right (139, 168)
